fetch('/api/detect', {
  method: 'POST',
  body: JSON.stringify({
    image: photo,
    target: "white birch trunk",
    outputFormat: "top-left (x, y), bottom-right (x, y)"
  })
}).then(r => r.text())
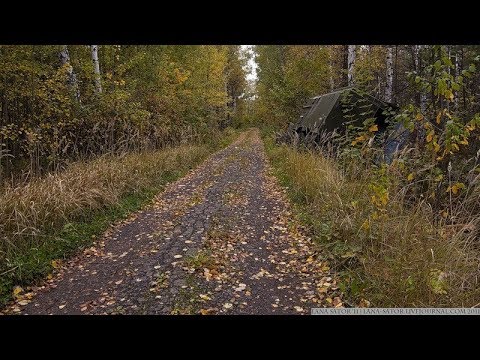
top-left (414, 45), bottom-right (426, 112)
top-left (454, 51), bottom-right (460, 109)
top-left (385, 46), bottom-right (394, 103)
top-left (59, 45), bottom-right (80, 101)
top-left (347, 45), bottom-right (356, 86)
top-left (90, 45), bottom-right (102, 93)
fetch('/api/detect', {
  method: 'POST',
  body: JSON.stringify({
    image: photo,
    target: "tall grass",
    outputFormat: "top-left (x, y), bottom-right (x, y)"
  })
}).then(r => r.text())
top-left (266, 138), bottom-right (480, 307)
top-left (0, 143), bottom-right (217, 304)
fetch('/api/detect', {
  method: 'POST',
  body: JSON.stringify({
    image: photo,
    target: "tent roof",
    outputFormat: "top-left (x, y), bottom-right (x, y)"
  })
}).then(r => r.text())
top-left (296, 87), bottom-right (394, 131)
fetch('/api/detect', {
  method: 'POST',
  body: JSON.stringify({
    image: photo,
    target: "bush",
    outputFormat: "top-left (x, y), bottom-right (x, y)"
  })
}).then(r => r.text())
top-left (266, 138), bottom-right (480, 307)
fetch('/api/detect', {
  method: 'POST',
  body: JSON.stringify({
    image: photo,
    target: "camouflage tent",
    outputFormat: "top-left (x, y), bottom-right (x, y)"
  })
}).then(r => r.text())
top-left (292, 87), bottom-right (409, 162)
top-left (295, 87), bottom-right (396, 134)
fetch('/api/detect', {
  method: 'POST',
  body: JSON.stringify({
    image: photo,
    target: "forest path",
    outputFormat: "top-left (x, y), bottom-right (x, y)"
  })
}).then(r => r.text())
top-left (11, 129), bottom-right (342, 315)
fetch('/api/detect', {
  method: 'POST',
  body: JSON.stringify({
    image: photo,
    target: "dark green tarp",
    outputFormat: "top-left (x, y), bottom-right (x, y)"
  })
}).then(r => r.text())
top-left (296, 87), bottom-right (394, 133)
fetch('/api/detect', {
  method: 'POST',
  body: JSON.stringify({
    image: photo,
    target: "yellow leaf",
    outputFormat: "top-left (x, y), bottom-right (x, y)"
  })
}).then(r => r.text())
top-left (416, 113), bottom-right (424, 121)
top-left (426, 131), bottom-right (434, 143)
top-left (452, 143), bottom-right (459, 151)
top-left (436, 112), bottom-right (442, 124)
top-left (459, 139), bottom-right (468, 145)
top-left (351, 135), bottom-right (366, 146)
top-left (407, 173), bottom-right (414, 181)
top-left (434, 142), bottom-right (441, 153)
top-left (51, 260), bottom-right (61, 269)
top-left (361, 219), bottom-right (370, 231)
top-left (368, 124), bottom-right (378, 132)
top-left (441, 210), bottom-right (448, 218)
top-left (13, 286), bottom-right (24, 298)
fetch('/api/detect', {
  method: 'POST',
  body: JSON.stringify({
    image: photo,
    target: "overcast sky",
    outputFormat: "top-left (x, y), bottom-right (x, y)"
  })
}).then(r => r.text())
top-left (240, 45), bottom-right (257, 82)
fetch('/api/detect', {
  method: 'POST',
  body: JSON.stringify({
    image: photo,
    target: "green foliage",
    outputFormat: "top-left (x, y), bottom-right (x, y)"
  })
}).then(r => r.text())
top-left (0, 45), bottom-right (247, 179)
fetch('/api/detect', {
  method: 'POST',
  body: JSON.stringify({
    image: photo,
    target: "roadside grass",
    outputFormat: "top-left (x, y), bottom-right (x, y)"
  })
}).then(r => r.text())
top-left (0, 128), bottom-right (239, 306)
top-left (264, 136), bottom-right (480, 307)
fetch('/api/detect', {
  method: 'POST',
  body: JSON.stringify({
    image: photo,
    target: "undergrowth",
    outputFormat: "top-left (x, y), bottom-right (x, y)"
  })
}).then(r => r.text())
top-left (0, 128), bottom-right (238, 305)
top-left (264, 135), bottom-right (480, 307)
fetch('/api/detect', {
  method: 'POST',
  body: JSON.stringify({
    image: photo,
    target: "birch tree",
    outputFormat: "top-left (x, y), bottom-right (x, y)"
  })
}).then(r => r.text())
top-left (90, 45), bottom-right (102, 93)
top-left (413, 45), bottom-right (426, 112)
top-left (59, 45), bottom-right (80, 102)
top-left (385, 46), bottom-right (394, 103)
top-left (454, 50), bottom-right (460, 110)
top-left (347, 45), bottom-right (356, 85)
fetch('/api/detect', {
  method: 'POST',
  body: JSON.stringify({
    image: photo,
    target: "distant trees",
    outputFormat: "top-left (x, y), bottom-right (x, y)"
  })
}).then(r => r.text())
top-left (0, 45), bottom-right (247, 180)
top-left (255, 45), bottom-right (480, 126)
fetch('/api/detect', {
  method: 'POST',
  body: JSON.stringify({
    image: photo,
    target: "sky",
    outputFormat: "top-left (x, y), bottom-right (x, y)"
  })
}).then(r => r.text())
top-left (240, 45), bottom-right (257, 82)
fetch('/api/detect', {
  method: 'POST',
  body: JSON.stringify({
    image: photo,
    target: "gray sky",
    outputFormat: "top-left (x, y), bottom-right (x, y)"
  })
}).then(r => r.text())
top-left (240, 45), bottom-right (257, 82)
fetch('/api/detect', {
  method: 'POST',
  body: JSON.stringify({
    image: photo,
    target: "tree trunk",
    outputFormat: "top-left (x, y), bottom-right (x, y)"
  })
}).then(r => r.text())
top-left (414, 45), bottom-right (427, 112)
top-left (385, 46), bottom-right (394, 103)
top-left (329, 47), bottom-right (335, 90)
top-left (90, 45), bottom-right (102, 93)
top-left (454, 49), bottom-right (460, 110)
top-left (59, 45), bottom-right (80, 102)
top-left (347, 45), bottom-right (356, 86)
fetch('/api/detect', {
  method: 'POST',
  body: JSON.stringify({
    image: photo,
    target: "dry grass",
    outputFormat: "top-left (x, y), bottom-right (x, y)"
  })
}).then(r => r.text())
top-left (0, 145), bottom-right (209, 264)
top-left (267, 142), bottom-right (480, 307)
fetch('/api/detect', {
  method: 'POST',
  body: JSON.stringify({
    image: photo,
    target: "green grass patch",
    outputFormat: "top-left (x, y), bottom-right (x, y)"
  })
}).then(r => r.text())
top-left (0, 130), bottom-right (239, 307)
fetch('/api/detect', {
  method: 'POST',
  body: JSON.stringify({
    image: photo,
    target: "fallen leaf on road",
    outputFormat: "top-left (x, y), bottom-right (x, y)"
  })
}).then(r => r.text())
top-left (13, 286), bottom-right (23, 299)
top-left (200, 308), bottom-right (216, 315)
top-left (223, 303), bottom-right (233, 309)
top-left (358, 298), bottom-right (370, 308)
top-left (199, 294), bottom-right (211, 301)
top-left (115, 280), bottom-right (123, 285)
top-left (234, 283), bottom-right (246, 292)
top-left (18, 300), bottom-right (30, 306)
top-left (174, 255), bottom-right (183, 259)
top-left (58, 304), bottom-right (66, 309)
top-left (294, 306), bottom-right (304, 312)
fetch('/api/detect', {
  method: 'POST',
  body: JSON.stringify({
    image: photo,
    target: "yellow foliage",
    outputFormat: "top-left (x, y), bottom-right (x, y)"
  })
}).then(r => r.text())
top-left (426, 131), bottom-right (434, 143)
top-left (446, 182), bottom-right (466, 195)
top-left (351, 134), bottom-right (367, 146)
top-left (361, 219), bottom-right (370, 231)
